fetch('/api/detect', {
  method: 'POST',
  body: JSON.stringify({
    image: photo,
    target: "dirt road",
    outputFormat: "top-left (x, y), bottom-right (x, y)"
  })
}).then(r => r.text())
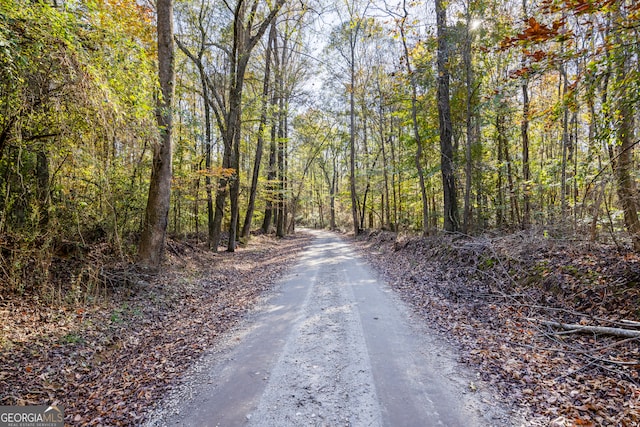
top-left (146, 230), bottom-right (515, 426)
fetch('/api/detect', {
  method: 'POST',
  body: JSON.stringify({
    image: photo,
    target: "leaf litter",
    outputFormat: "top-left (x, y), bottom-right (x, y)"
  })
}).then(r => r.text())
top-left (0, 233), bottom-right (313, 426)
top-left (355, 229), bottom-right (640, 426)
top-left (4, 228), bottom-right (639, 426)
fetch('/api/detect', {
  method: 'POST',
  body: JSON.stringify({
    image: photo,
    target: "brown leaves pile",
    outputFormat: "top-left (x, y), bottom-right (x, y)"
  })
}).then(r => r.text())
top-left (0, 233), bottom-right (313, 426)
top-left (356, 230), bottom-right (640, 426)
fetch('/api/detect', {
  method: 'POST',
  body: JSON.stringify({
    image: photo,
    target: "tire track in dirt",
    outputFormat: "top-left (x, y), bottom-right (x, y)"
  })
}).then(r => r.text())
top-left (146, 230), bottom-right (516, 426)
top-left (247, 256), bottom-right (382, 426)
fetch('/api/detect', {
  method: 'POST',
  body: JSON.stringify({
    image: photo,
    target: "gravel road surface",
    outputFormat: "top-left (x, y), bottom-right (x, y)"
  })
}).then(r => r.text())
top-left (146, 230), bottom-right (516, 426)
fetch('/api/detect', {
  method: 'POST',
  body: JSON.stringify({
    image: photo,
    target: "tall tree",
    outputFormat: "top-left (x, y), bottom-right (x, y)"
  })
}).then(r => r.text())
top-left (347, 17), bottom-right (362, 236)
top-left (462, 3), bottom-right (474, 234)
top-left (241, 23), bottom-right (276, 240)
top-left (261, 89), bottom-right (279, 234)
top-left (275, 32), bottom-right (286, 238)
top-left (329, 0), bottom-right (372, 236)
top-left (398, 0), bottom-right (429, 233)
top-left (174, 0), bottom-right (217, 248)
top-left (611, 3), bottom-right (640, 250)
top-left (520, 0), bottom-right (531, 229)
top-left (260, 6), bottom-right (310, 236)
top-left (138, 0), bottom-right (175, 268)
top-left (435, 0), bottom-right (459, 232)
top-left (203, 0), bottom-right (285, 251)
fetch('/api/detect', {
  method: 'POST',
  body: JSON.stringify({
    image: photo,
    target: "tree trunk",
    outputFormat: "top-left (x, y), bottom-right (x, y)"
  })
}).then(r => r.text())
top-left (227, 119), bottom-right (241, 252)
top-left (229, 0), bottom-right (283, 251)
top-left (496, 108), bottom-right (506, 229)
top-left (390, 119), bottom-right (398, 230)
top-left (36, 149), bottom-right (49, 228)
top-left (604, 7), bottom-right (640, 249)
top-left (521, 0), bottom-right (531, 229)
top-left (504, 133), bottom-right (520, 228)
top-left (400, 1), bottom-right (429, 234)
top-left (436, 0), bottom-right (459, 232)
top-left (241, 23), bottom-right (275, 240)
top-left (349, 30), bottom-right (360, 236)
top-left (174, 25), bottom-right (215, 248)
top-left (330, 162), bottom-right (337, 230)
top-left (209, 0), bottom-right (284, 249)
top-left (613, 55), bottom-right (640, 250)
top-left (261, 77), bottom-right (279, 233)
top-left (462, 4), bottom-right (474, 234)
top-left (138, 0), bottom-right (174, 268)
top-left (201, 68), bottom-right (215, 249)
top-left (224, 2), bottom-right (246, 253)
top-left (320, 155), bottom-right (337, 230)
top-left (379, 104), bottom-right (391, 229)
top-left (261, 96), bottom-right (278, 234)
top-left (210, 140), bottom-right (231, 251)
top-left (276, 48), bottom-right (286, 238)
top-left (283, 91), bottom-right (290, 234)
top-left (359, 113), bottom-right (371, 231)
top-left (560, 64), bottom-right (569, 222)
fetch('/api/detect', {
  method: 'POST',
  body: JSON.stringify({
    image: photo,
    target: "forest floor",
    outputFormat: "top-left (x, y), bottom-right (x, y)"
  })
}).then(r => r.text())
top-left (1, 228), bottom-right (639, 426)
top-left (0, 232), bottom-right (314, 426)
top-left (354, 229), bottom-right (640, 426)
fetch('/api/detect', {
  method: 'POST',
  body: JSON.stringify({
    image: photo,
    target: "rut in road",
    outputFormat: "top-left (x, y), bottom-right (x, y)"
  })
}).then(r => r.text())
top-left (247, 243), bottom-right (382, 426)
top-left (147, 230), bottom-right (514, 427)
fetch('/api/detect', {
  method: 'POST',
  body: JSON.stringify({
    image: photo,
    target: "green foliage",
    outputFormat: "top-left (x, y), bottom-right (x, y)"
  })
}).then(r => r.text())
top-left (61, 332), bottom-right (84, 345)
top-left (0, 0), bottom-right (158, 298)
top-left (0, 0), bottom-right (155, 238)
top-left (1, 0), bottom-right (640, 302)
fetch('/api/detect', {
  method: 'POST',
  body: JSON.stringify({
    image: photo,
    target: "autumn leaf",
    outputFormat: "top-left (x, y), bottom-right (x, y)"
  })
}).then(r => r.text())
top-left (522, 17), bottom-right (559, 42)
top-left (510, 66), bottom-right (533, 79)
top-left (567, 0), bottom-right (617, 15)
top-left (501, 16), bottom-right (572, 50)
top-left (530, 50), bottom-right (547, 61)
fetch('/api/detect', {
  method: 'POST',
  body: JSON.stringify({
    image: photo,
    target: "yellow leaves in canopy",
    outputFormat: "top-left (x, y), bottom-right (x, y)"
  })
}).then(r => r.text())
top-left (408, 40), bottom-right (428, 62)
top-left (79, 0), bottom-right (156, 123)
top-left (196, 167), bottom-right (237, 179)
top-left (91, 0), bottom-right (155, 53)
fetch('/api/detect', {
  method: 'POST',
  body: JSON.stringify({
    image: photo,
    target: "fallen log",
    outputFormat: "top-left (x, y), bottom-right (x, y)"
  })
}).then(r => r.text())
top-left (528, 319), bottom-right (640, 338)
top-left (620, 319), bottom-right (640, 328)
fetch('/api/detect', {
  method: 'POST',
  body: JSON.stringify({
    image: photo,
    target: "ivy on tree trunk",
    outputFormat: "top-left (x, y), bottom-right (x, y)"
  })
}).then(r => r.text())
top-left (138, 0), bottom-right (174, 269)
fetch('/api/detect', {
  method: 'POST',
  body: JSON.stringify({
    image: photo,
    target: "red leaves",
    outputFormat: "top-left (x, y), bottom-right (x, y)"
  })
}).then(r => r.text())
top-left (501, 17), bottom-right (570, 50)
top-left (510, 67), bottom-right (533, 79)
top-left (541, 0), bottom-right (617, 15)
top-left (509, 49), bottom-right (547, 78)
top-left (523, 17), bottom-right (563, 42)
top-left (529, 50), bottom-right (548, 61)
top-left (503, 0), bottom-right (628, 54)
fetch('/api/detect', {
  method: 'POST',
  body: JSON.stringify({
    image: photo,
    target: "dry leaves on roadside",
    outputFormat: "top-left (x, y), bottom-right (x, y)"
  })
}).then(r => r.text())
top-left (355, 230), bottom-right (640, 426)
top-left (0, 233), bottom-right (313, 426)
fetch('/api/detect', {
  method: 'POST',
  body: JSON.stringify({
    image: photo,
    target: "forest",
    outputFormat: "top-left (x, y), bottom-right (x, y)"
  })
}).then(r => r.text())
top-left (1, 0), bottom-right (639, 272)
top-left (1, 0), bottom-right (640, 424)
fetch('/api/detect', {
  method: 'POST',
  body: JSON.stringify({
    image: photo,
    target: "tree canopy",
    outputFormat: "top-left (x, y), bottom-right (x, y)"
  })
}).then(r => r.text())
top-left (2, 0), bottom-right (640, 289)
